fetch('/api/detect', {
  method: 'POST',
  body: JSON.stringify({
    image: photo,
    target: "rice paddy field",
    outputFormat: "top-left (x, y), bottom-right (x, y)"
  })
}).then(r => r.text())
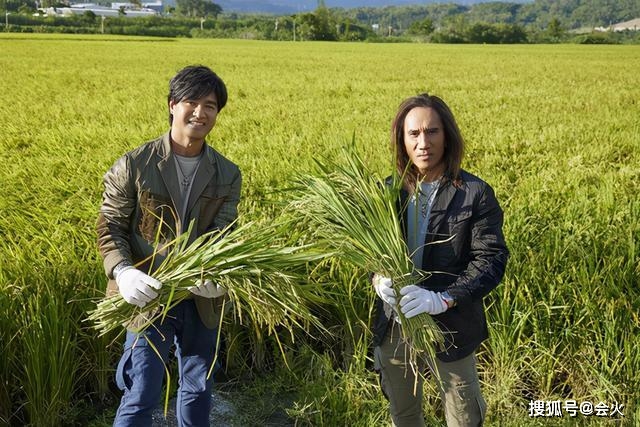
top-left (0, 33), bottom-right (639, 426)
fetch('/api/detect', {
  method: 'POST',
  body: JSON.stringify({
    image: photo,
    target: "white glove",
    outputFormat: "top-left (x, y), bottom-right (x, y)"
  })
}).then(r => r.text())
top-left (372, 274), bottom-right (397, 306)
top-left (189, 279), bottom-right (227, 299)
top-left (399, 285), bottom-right (448, 318)
top-left (115, 267), bottom-right (162, 308)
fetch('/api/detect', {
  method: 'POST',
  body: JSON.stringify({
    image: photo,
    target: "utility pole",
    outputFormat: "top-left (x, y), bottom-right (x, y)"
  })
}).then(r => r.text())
top-left (5, 11), bottom-right (9, 30)
top-left (200, 17), bottom-right (205, 30)
top-left (293, 19), bottom-right (296, 41)
top-left (101, 15), bottom-right (105, 34)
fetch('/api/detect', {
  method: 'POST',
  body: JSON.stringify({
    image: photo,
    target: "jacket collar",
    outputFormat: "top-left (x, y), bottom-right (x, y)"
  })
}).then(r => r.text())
top-left (156, 133), bottom-right (181, 212)
top-left (428, 177), bottom-right (458, 234)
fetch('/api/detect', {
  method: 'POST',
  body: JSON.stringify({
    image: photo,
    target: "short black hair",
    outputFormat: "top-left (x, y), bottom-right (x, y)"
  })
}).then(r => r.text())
top-left (168, 65), bottom-right (228, 124)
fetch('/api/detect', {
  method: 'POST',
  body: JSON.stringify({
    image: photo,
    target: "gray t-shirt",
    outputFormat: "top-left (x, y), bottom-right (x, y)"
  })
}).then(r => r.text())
top-left (174, 153), bottom-right (202, 223)
top-left (407, 180), bottom-right (439, 269)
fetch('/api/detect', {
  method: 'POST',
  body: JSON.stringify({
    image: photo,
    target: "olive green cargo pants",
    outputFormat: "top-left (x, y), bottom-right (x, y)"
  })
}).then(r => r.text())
top-left (374, 322), bottom-right (486, 427)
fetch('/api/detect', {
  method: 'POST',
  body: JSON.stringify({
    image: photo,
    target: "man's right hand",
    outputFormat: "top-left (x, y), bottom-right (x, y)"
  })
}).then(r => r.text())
top-left (115, 267), bottom-right (162, 308)
top-left (372, 274), bottom-right (397, 306)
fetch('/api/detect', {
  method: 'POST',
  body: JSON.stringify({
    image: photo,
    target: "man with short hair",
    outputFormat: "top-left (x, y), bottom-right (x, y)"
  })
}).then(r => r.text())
top-left (97, 65), bottom-right (241, 426)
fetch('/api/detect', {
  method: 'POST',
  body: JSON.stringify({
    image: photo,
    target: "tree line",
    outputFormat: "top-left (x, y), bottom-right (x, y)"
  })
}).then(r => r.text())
top-left (2, 0), bottom-right (640, 44)
top-left (339, 0), bottom-right (640, 33)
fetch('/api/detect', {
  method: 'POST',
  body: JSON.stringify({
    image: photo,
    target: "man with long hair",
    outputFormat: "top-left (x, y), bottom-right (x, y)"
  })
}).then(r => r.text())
top-left (372, 93), bottom-right (509, 426)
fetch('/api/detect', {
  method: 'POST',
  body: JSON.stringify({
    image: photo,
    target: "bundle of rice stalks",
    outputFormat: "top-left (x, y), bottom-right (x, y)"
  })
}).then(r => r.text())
top-left (285, 146), bottom-right (445, 367)
top-left (88, 220), bottom-right (332, 339)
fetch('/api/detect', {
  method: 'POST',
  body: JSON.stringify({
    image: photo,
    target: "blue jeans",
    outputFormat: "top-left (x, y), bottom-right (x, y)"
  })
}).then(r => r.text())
top-left (113, 299), bottom-right (220, 427)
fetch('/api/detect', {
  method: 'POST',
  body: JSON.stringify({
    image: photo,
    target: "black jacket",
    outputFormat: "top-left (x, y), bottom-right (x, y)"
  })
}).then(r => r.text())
top-left (372, 170), bottom-right (509, 362)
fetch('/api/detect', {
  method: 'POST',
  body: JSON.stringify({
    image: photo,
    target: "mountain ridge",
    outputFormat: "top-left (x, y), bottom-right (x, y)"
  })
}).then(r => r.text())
top-left (217, 0), bottom-right (532, 14)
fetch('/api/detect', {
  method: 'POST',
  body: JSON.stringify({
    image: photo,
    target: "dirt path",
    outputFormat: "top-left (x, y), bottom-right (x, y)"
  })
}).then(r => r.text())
top-left (151, 388), bottom-right (295, 426)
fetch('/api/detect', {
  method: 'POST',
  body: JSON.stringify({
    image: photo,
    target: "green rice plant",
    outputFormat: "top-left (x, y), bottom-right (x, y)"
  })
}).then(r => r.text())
top-left (286, 346), bottom-right (388, 426)
top-left (77, 280), bottom-right (121, 410)
top-left (18, 282), bottom-right (81, 427)
top-left (0, 283), bottom-right (13, 426)
top-left (313, 264), bottom-right (375, 371)
top-left (285, 145), bottom-right (444, 369)
top-left (88, 219), bottom-right (332, 340)
top-left (481, 287), bottom-right (536, 417)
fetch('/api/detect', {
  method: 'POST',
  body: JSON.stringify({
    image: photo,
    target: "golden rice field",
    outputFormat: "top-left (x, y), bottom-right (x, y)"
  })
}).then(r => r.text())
top-left (0, 33), bottom-right (638, 426)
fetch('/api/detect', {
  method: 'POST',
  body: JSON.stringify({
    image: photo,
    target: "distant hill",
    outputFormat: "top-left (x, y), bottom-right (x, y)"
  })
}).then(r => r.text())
top-left (217, 0), bottom-right (532, 14)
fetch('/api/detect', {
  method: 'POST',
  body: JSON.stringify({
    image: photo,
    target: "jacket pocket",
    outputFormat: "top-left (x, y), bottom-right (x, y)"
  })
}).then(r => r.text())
top-left (447, 208), bottom-right (472, 226)
top-left (433, 209), bottom-right (472, 265)
top-left (446, 208), bottom-right (472, 240)
top-left (197, 185), bottom-right (231, 234)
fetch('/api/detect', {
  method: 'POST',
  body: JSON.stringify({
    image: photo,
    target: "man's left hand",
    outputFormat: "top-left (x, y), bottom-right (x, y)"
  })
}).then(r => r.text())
top-left (189, 279), bottom-right (227, 299)
top-left (399, 285), bottom-right (448, 318)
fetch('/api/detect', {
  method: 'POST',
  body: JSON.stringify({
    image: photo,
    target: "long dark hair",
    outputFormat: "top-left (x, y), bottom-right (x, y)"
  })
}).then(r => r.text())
top-left (391, 93), bottom-right (464, 191)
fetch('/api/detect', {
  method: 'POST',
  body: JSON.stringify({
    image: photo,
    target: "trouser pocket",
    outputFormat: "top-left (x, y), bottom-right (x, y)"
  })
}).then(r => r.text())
top-left (115, 349), bottom-right (133, 392)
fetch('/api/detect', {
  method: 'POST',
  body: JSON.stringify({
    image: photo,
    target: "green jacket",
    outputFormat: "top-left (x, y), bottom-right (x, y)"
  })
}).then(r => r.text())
top-left (97, 132), bottom-right (242, 330)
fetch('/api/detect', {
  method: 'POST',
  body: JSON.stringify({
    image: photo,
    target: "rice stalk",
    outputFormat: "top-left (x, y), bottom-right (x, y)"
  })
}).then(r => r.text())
top-left (87, 219), bottom-right (333, 338)
top-left (285, 145), bottom-right (445, 368)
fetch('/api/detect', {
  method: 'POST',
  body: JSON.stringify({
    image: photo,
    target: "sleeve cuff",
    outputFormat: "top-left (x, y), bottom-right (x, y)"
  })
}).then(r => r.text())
top-left (111, 260), bottom-right (133, 280)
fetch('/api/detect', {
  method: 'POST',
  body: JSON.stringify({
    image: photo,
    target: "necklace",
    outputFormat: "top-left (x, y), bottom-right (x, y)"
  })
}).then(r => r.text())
top-left (419, 196), bottom-right (429, 218)
top-left (418, 192), bottom-right (432, 218)
top-left (416, 180), bottom-right (440, 218)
